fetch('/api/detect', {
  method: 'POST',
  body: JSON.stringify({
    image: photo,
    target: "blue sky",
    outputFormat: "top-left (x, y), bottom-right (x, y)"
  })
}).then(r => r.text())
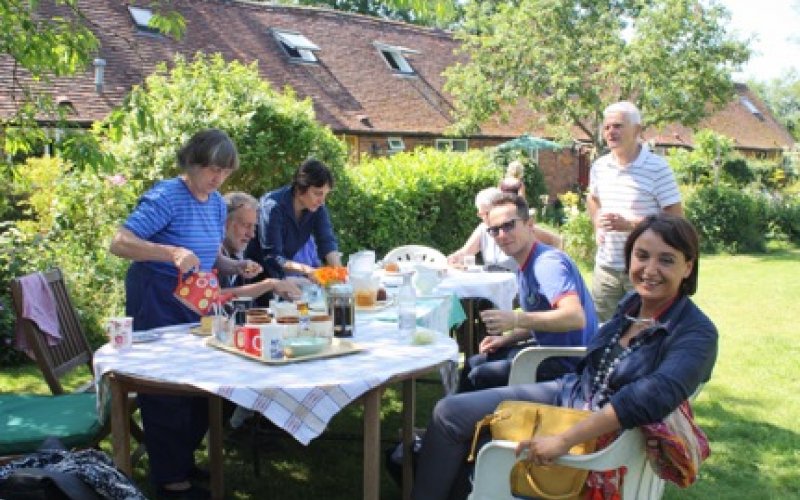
top-left (720, 0), bottom-right (799, 82)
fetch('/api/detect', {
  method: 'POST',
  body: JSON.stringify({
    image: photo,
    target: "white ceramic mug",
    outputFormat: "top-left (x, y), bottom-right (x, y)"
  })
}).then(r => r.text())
top-left (106, 316), bottom-right (133, 349)
top-left (257, 323), bottom-right (285, 360)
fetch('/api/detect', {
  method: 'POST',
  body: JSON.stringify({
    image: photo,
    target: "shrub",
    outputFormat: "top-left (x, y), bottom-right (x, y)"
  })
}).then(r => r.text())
top-left (556, 191), bottom-right (595, 267)
top-left (767, 195), bottom-right (800, 244)
top-left (0, 158), bottom-right (139, 364)
top-left (684, 185), bottom-right (768, 253)
top-left (327, 148), bottom-right (497, 258)
top-left (721, 157), bottom-right (755, 186)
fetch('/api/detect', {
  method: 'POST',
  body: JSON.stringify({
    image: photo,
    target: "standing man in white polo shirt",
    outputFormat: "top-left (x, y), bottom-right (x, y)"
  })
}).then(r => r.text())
top-left (587, 101), bottom-right (683, 322)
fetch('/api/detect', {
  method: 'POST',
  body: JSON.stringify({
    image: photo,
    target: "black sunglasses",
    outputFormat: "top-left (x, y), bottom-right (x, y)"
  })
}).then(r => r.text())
top-left (487, 218), bottom-right (523, 237)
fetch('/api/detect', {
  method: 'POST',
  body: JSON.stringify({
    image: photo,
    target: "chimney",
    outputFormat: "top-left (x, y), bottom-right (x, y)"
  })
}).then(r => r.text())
top-left (93, 58), bottom-right (106, 94)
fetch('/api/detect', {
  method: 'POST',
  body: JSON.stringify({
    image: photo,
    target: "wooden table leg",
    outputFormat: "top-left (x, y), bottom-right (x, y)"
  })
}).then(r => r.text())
top-left (110, 376), bottom-right (132, 476)
top-left (208, 396), bottom-right (224, 500)
top-left (466, 298), bottom-right (476, 358)
top-left (363, 387), bottom-right (382, 500)
top-left (402, 379), bottom-right (416, 500)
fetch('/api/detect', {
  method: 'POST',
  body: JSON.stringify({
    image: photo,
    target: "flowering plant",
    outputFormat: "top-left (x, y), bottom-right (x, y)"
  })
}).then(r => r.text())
top-left (311, 266), bottom-right (348, 287)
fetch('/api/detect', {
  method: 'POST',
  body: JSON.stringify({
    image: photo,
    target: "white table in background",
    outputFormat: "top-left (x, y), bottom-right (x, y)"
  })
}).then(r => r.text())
top-left (432, 269), bottom-right (518, 357)
top-left (433, 269), bottom-right (518, 310)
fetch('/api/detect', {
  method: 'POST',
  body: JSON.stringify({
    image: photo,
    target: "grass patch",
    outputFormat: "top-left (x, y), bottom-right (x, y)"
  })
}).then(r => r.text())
top-left (1, 249), bottom-right (798, 498)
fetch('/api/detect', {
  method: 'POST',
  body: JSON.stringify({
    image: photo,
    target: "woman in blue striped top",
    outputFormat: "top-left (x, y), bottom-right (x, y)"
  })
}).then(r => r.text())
top-left (110, 128), bottom-right (258, 498)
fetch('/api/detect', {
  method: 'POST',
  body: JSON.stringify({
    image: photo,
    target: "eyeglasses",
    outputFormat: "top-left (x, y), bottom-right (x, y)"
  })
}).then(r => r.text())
top-left (486, 218), bottom-right (522, 237)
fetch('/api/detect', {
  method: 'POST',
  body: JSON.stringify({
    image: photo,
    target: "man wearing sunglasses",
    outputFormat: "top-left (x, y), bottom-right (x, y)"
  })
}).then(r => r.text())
top-left (457, 193), bottom-right (597, 392)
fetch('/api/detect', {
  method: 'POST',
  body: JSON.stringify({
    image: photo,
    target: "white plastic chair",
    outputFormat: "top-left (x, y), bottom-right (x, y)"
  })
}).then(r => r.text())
top-left (469, 346), bottom-right (667, 500)
top-left (383, 245), bottom-right (447, 266)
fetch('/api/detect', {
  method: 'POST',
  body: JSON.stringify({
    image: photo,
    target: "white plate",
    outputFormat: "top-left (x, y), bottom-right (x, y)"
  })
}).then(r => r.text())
top-left (132, 330), bottom-right (163, 343)
top-left (355, 299), bottom-right (393, 312)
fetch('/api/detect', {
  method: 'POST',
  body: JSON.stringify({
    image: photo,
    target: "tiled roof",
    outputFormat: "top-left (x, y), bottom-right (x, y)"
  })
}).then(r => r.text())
top-left (644, 84), bottom-right (795, 151)
top-left (0, 0), bottom-right (794, 152)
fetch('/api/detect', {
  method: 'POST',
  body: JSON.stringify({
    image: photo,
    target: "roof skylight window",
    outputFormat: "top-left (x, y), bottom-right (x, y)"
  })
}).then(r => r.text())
top-left (128, 6), bottom-right (159, 34)
top-left (740, 97), bottom-right (763, 118)
top-left (375, 42), bottom-right (418, 74)
top-left (273, 30), bottom-right (320, 63)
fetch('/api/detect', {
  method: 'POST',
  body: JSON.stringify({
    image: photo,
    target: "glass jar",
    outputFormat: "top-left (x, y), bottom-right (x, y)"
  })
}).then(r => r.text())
top-left (326, 283), bottom-right (354, 338)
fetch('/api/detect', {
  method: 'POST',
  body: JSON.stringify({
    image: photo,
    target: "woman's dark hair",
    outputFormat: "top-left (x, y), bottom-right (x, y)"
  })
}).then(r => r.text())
top-left (488, 192), bottom-right (530, 221)
top-left (624, 214), bottom-right (700, 296)
top-left (292, 159), bottom-right (334, 194)
top-left (177, 128), bottom-right (239, 171)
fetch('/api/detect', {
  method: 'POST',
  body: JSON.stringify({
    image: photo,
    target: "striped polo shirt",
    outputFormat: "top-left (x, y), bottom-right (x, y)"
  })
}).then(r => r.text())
top-left (124, 177), bottom-right (226, 277)
top-left (589, 145), bottom-right (681, 270)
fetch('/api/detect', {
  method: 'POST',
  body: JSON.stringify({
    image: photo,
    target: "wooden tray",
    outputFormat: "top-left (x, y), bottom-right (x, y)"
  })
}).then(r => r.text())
top-left (205, 336), bottom-right (365, 365)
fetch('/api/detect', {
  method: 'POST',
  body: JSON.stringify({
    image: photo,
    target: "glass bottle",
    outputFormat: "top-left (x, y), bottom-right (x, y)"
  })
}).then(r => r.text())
top-left (398, 272), bottom-right (416, 340)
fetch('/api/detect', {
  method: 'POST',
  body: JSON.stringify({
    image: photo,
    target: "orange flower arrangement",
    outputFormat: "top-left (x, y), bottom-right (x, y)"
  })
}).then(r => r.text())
top-left (312, 266), bottom-right (348, 287)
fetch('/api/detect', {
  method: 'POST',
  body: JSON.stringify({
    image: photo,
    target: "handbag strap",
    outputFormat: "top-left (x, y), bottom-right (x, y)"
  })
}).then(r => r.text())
top-left (468, 412), bottom-right (498, 462)
top-left (467, 409), bottom-right (542, 462)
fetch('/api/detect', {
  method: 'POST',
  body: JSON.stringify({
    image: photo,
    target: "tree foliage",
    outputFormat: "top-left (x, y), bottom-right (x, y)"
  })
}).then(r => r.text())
top-left (749, 70), bottom-right (800, 141)
top-left (99, 52), bottom-right (346, 193)
top-left (279, 0), bottom-right (461, 27)
top-left (445, 0), bottom-right (751, 152)
top-left (668, 129), bottom-right (735, 185)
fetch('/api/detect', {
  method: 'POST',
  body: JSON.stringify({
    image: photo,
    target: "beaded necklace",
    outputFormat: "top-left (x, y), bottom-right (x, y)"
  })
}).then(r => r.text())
top-left (589, 297), bottom-right (677, 408)
top-left (590, 320), bottom-right (658, 407)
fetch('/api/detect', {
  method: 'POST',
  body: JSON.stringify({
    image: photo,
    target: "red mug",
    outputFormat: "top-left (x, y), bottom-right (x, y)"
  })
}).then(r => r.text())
top-left (234, 326), bottom-right (261, 356)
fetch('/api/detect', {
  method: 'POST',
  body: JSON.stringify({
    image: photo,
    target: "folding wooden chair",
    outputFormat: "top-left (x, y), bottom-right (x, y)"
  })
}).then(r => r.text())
top-left (8, 268), bottom-right (145, 462)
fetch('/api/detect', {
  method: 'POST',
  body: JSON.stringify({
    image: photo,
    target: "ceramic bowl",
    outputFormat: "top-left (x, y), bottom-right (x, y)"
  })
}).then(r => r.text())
top-left (283, 336), bottom-right (329, 358)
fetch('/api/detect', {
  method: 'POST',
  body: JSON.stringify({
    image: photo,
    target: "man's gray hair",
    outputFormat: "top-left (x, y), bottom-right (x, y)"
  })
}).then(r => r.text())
top-left (223, 191), bottom-right (258, 219)
top-left (475, 186), bottom-right (501, 209)
top-left (603, 101), bottom-right (642, 125)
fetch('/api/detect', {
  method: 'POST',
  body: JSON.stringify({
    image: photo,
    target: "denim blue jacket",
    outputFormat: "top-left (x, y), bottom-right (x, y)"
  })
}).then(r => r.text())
top-left (563, 292), bottom-right (718, 429)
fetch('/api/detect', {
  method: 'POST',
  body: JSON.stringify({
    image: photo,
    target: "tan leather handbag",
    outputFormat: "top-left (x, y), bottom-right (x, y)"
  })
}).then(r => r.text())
top-left (469, 401), bottom-right (597, 500)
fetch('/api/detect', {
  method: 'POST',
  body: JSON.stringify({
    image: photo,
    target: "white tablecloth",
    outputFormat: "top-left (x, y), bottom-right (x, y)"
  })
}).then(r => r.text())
top-left (94, 316), bottom-right (458, 446)
top-left (433, 269), bottom-right (518, 310)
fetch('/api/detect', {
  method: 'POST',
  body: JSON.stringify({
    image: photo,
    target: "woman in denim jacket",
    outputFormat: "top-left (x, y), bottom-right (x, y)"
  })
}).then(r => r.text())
top-left (412, 214), bottom-right (718, 500)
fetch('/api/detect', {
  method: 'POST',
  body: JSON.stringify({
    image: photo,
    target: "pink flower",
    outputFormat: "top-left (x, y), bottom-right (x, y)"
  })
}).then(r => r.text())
top-left (107, 174), bottom-right (127, 186)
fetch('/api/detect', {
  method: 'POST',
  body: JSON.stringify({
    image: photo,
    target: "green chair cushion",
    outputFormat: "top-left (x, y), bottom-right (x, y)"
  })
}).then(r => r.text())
top-left (0, 393), bottom-right (103, 455)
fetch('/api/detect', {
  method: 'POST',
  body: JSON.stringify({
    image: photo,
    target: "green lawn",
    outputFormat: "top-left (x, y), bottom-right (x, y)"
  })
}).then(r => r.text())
top-left (2, 249), bottom-right (799, 499)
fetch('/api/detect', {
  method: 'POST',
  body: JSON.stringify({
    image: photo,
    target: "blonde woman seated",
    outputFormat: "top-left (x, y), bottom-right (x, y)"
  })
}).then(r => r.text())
top-left (499, 160), bottom-right (526, 198)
